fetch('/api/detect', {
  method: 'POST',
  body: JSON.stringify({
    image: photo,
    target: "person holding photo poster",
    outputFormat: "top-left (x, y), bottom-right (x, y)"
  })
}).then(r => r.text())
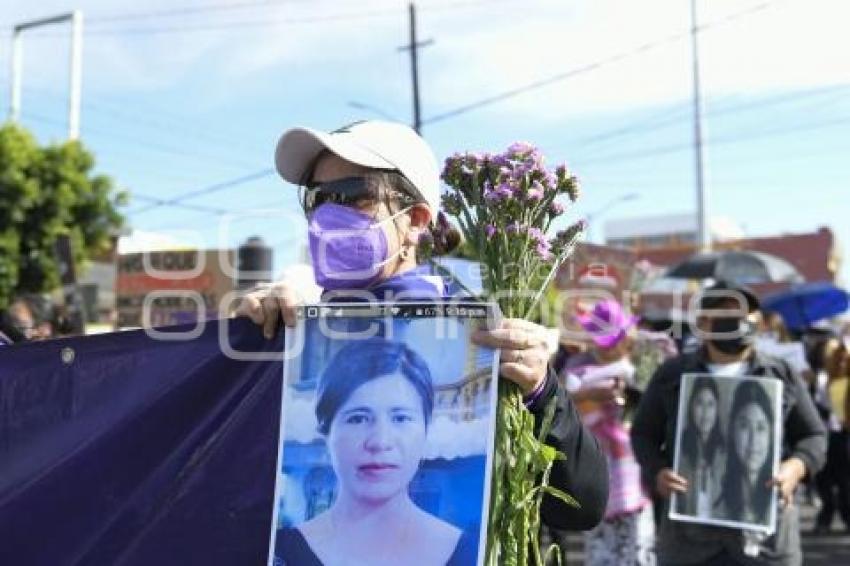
top-left (237, 120), bottom-right (609, 547)
top-left (631, 282), bottom-right (826, 566)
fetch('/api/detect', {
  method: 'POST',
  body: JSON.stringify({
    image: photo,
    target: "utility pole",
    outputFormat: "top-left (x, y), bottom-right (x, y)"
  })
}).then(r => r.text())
top-left (10, 11), bottom-right (84, 140)
top-left (690, 0), bottom-right (710, 251)
top-left (398, 3), bottom-right (433, 134)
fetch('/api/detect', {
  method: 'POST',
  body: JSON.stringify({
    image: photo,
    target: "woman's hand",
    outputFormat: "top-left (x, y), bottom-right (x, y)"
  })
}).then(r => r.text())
top-left (655, 467), bottom-right (688, 498)
top-left (471, 318), bottom-right (549, 396)
top-left (768, 457), bottom-right (807, 507)
top-left (234, 282), bottom-right (302, 338)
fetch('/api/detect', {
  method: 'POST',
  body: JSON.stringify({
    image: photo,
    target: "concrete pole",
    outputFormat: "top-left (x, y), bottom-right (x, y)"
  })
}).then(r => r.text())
top-left (9, 12), bottom-right (83, 140)
top-left (68, 10), bottom-right (84, 140)
top-left (690, 0), bottom-right (710, 251)
top-left (10, 31), bottom-right (23, 122)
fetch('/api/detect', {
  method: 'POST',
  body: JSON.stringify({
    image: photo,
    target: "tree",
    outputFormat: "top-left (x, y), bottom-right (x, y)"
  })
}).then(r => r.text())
top-left (0, 123), bottom-right (127, 308)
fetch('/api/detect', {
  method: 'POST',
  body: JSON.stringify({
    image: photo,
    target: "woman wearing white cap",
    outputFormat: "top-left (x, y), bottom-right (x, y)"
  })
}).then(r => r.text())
top-left (238, 120), bottom-right (608, 562)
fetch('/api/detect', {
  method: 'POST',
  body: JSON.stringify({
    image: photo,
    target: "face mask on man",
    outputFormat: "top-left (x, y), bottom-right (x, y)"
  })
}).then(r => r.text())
top-left (708, 317), bottom-right (757, 355)
top-left (308, 203), bottom-right (411, 290)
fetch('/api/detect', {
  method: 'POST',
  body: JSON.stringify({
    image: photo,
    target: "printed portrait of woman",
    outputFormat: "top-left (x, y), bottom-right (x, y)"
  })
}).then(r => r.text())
top-left (675, 376), bottom-right (726, 519)
top-left (274, 338), bottom-right (477, 566)
top-left (715, 380), bottom-right (776, 526)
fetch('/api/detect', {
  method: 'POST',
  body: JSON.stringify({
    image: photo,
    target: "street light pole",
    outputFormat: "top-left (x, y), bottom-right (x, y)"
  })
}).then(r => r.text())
top-left (10, 11), bottom-right (84, 140)
top-left (68, 10), bottom-right (84, 140)
top-left (690, 0), bottom-right (710, 251)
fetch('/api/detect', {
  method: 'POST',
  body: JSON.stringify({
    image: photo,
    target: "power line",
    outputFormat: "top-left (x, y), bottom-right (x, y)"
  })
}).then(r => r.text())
top-left (19, 108), bottom-right (266, 170)
top-left (0, 1), bottom-right (472, 36)
top-left (2, 79), bottom-right (270, 167)
top-left (128, 168), bottom-right (275, 215)
top-left (0, 0), bottom-right (516, 38)
top-left (88, 0), bottom-right (304, 23)
top-left (127, 194), bottom-right (229, 215)
top-left (574, 113), bottom-right (850, 167)
top-left (572, 82), bottom-right (850, 155)
top-left (82, 0), bottom-right (506, 24)
top-left (421, 0), bottom-right (783, 125)
top-left (5, 78), bottom-right (268, 160)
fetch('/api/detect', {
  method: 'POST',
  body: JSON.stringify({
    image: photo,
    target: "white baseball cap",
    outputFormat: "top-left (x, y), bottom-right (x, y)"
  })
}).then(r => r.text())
top-left (274, 120), bottom-right (440, 221)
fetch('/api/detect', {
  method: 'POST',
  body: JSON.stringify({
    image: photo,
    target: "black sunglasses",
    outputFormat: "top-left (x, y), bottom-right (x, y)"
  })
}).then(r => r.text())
top-left (301, 173), bottom-right (422, 214)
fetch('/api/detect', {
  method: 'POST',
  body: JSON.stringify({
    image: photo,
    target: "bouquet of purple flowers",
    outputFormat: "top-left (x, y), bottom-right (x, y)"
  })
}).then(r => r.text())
top-left (439, 143), bottom-right (584, 565)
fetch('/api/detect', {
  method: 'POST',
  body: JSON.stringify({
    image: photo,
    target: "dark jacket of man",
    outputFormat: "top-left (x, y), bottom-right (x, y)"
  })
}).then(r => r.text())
top-left (631, 348), bottom-right (826, 566)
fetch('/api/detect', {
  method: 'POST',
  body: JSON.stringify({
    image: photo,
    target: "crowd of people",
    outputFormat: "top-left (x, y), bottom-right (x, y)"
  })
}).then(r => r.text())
top-left (2, 119), bottom-right (848, 566)
top-left (552, 283), bottom-right (848, 566)
top-left (0, 293), bottom-right (78, 345)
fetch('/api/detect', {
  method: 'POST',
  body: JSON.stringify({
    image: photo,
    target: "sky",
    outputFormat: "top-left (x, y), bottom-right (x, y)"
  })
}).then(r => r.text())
top-left (2, 0), bottom-right (849, 283)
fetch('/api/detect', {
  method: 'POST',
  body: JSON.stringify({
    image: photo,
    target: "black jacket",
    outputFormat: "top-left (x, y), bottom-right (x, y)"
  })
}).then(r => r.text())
top-left (526, 368), bottom-right (609, 530)
top-left (630, 347), bottom-right (826, 565)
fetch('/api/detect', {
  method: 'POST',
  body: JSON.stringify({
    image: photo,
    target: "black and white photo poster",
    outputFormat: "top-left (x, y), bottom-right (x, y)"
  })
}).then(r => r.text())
top-left (268, 301), bottom-right (499, 566)
top-left (671, 373), bottom-right (783, 534)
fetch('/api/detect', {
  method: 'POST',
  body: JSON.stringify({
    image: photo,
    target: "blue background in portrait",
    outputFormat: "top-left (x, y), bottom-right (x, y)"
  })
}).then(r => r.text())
top-left (276, 314), bottom-right (494, 563)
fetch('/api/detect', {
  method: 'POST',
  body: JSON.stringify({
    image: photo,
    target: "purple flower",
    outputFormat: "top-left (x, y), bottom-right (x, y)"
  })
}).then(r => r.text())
top-left (506, 222), bottom-right (522, 235)
top-left (485, 224), bottom-right (497, 240)
top-left (549, 201), bottom-right (565, 216)
top-left (536, 241), bottom-right (553, 261)
top-left (507, 141), bottom-right (536, 157)
top-left (497, 182), bottom-right (515, 198)
top-left (491, 154), bottom-right (508, 167)
top-left (527, 181), bottom-right (545, 201)
top-left (527, 227), bottom-right (545, 243)
top-left (485, 181), bottom-right (514, 202)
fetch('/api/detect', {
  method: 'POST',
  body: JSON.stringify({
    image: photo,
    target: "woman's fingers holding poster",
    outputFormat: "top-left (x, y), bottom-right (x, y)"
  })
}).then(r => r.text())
top-left (767, 457), bottom-right (806, 507)
top-left (656, 468), bottom-right (688, 498)
top-left (472, 318), bottom-right (548, 395)
top-left (235, 282), bottom-right (302, 337)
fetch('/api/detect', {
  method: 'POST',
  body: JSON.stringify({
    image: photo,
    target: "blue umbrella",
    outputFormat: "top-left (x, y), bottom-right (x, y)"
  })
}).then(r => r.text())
top-left (762, 282), bottom-right (849, 329)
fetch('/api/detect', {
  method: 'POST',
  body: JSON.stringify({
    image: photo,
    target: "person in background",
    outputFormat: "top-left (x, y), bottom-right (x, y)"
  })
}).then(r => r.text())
top-left (631, 281), bottom-right (826, 566)
top-left (562, 299), bottom-right (656, 566)
top-left (0, 297), bottom-right (37, 345)
top-left (760, 312), bottom-right (792, 344)
top-left (237, 119), bottom-right (609, 533)
top-left (812, 339), bottom-right (850, 534)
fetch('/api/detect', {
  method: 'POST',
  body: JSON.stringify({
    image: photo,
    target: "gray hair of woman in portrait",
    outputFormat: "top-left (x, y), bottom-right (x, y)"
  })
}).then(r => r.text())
top-left (314, 338), bottom-right (435, 435)
top-left (719, 380), bottom-right (775, 524)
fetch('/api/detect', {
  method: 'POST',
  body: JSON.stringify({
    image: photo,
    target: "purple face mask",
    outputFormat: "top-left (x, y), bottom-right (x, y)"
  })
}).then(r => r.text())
top-left (308, 203), bottom-right (408, 290)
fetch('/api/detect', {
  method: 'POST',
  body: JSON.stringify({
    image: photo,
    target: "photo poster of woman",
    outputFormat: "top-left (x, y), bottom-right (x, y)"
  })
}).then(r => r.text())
top-left (670, 373), bottom-right (784, 534)
top-left (267, 301), bottom-right (500, 566)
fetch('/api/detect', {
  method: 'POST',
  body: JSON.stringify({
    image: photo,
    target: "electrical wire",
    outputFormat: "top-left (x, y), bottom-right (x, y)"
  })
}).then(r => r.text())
top-left (421, 0), bottom-right (783, 125)
top-left (127, 168), bottom-right (275, 215)
top-left (575, 113), bottom-right (850, 167)
top-left (0, 0), bottom-right (512, 37)
top-left (571, 82), bottom-right (850, 156)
